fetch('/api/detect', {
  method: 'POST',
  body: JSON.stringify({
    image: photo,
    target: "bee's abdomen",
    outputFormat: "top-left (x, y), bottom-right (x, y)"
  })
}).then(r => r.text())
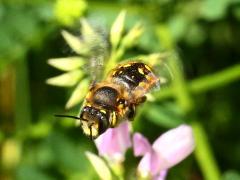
top-left (110, 62), bottom-right (153, 89)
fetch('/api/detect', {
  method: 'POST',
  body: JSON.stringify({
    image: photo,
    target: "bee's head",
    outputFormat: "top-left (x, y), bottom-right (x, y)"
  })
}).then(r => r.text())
top-left (80, 106), bottom-right (110, 139)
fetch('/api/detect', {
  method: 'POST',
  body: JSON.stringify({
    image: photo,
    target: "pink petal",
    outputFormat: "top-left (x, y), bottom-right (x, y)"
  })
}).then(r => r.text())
top-left (116, 121), bottom-right (132, 152)
top-left (152, 124), bottom-right (195, 170)
top-left (133, 133), bottom-right (152, 156)
top-left (154, 170), bottom-right (168, 180)
top-left (94, 121), bottom-right (131, 162)
top-left (95, 128), bottom-right (114, 155)
top-left (137, 150), bottom-right (161, 177)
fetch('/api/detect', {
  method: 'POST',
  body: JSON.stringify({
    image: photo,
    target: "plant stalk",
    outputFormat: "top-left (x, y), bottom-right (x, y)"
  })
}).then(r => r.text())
top-left (191, 121), bottom-right (221, 180)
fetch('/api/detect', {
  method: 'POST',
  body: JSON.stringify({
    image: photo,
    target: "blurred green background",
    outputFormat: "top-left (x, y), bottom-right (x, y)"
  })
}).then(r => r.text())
top-left (0, 0), bottom-right (240, 180)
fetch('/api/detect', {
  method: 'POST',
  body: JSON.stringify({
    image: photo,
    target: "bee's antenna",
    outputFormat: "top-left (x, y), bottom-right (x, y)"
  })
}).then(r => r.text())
top-left (54, 114), bottom-right (80, 119)
top-left (54, 114), bottom-right (87, 121)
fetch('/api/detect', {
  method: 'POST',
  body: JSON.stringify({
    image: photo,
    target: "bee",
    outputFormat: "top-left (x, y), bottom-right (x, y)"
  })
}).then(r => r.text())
top-left (56, 61), bottom-right (159, 139)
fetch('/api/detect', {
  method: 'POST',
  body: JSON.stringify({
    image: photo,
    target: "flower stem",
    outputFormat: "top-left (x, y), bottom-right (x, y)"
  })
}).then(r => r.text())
top-left (15, 59), bottom-right (31, 134)
top-left (109, 162), bottom-right (125, 180)
top-left (189, 63), bottom-right (240, 93)
top-left (154, 64), bottom-right (240, 100)
top-left (168, 56), bottom-right (194, 112)
top-left (191, 121), bottom-right (221, 180)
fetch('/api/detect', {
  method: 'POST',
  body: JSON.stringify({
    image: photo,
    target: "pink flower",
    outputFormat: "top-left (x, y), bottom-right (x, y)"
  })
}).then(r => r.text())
top-left (133, 133), bottom-right (151, 156)
top-left (134, 124), bottom-right (195, 179)
top-left (94, 121), bottom-right (132, 163)
top-left (155, 170), bottom-right (168, 180)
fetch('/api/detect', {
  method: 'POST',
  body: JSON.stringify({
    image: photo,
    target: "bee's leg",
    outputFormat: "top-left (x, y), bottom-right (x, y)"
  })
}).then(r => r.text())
top-left (136, 96), bottom-right (147, 104)
top-left (127, 96), bottom-right (146, 121)
top-left (109, 111), bottom-right (117, 128)
top-left (90, 126), bottom-right (93, 140)
top-left (88, 123), bottom-right (94, 140)
top-left (127, 104), bottom-right (136, 120)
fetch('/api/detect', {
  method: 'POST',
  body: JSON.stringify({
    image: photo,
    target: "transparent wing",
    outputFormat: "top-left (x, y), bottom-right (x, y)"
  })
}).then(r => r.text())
top-left (138, 52), bottom-right (176, 88)
top-left (80, 19), bottom-right (110, 84)
top-left (58, 19), bottom-right (110, 109)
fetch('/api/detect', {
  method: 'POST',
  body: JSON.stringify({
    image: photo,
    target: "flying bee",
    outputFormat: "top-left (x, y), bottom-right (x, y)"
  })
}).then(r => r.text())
top-left (81, 61), bottom-right (160, 139)
top-left (53, 21), bottom-right (167, 139)
top-left (56, 61), bottom-right (159, 139)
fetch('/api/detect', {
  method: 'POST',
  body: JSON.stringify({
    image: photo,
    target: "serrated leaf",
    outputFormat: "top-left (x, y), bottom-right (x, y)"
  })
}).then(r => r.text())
top-left (61, 30), bottom-right (89, 55)
top-left (46, 70), bottom-right (83, 87)
top-left (80, 19), bottom-right (97, 41)
top-left (47, 57), bottom-right (85, 71)
top-left (80, 19), bottom-right (104, 51)
top-left (65, 79), bottom-right (89, 109)
top-left (110, 10), bottom-right (126, 48)
top-left (122, 22), bottom-right (143, 48)
top-left (85, 151), bottom-right (112, 180)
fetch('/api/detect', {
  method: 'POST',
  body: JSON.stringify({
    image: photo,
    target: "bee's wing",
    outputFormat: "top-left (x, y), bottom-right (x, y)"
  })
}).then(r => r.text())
top-left (80, 20), bottom-right (110, 84)
top-left (88, 39), bottom-right (109, 84)
top-left (153, 61), bottom-right (174, 87)
top-left (139, 53), bottom-right (176, 87)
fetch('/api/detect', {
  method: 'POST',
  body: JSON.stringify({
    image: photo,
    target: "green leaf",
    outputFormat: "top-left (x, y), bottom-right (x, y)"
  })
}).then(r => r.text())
top-left (155, 24), bottom-right (175, 49)
top-left (233, 6), bottom-right (240, 20)
top-left (46, 70), bottom-right (83, 87)
top-left (144, 103), bottom-right (184, 128)
top-left (16, 165), bottom-right (55, 180)
top-left (48, 132), bottom-right (91, 172)
top-left (47, 57), bottom-right (85, 71)
top-left (85, 151), bottom-right (112, 180)
top-left (80, 19), bottom-right (105, 51)
top-left (65, 78), bottom-right (89, 109)
top-left (0, 131), bottom-right (4, 143)
top-left (61, 30), bottom-right (89, 55)
top-left (222, 170), bottom-right (240, 180)
top-left (184, 24), bottom-right (206, 46)
top-left (29, 122), bottom-right (52, 138)
top-left (122, 22), bottom-right (143, 48)
top-left (168, 15), bottom-right (188, 42)
top-left (2, 139), bottom-right (21, 169)
top-left (80, 19), bottom-right (97, 41)
top-left (110, 10), bottom-right (126, 49)
top-left (200, 0), bottom-right (230, 20)
top-left (54, 0), bottom-right (87, 26)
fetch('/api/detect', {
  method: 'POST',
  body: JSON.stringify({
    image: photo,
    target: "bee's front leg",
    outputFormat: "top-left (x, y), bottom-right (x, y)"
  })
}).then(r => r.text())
top-left (136, 96), bottom-right (146, 104)
top-left (127, 104), bottom-right (136, 120)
